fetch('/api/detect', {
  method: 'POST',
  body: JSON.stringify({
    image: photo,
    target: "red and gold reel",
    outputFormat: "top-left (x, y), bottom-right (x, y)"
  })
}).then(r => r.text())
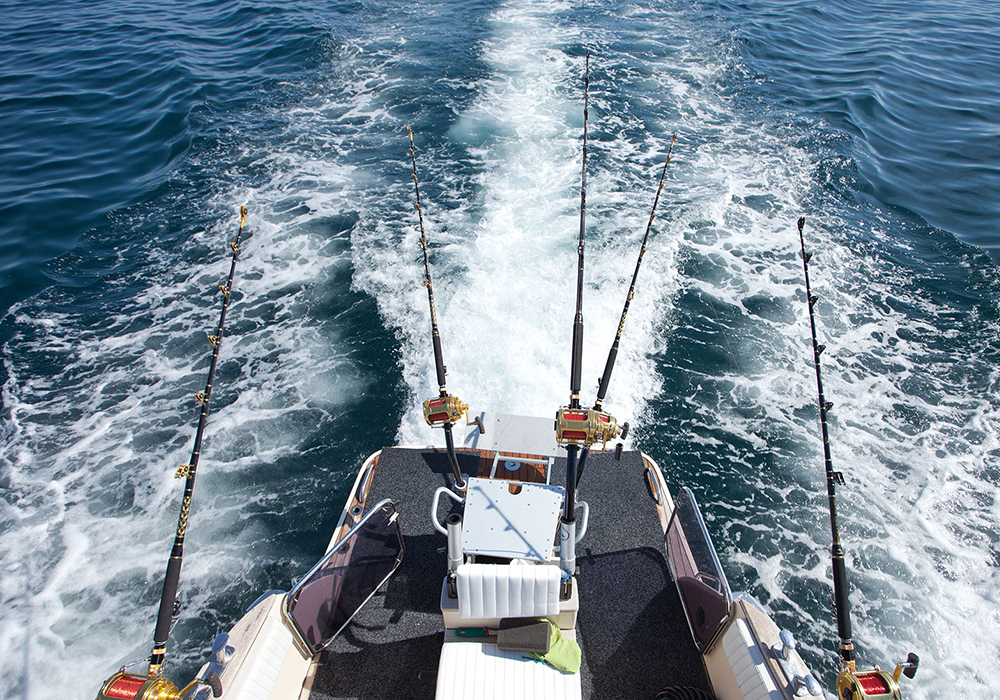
top-left (422, 395), bottom-right (468, 426)
top-left (96, 672), bottom-right (181, 700)
top-left (837, 668), bottom-right (900, 700)
top-left (555, 408), bottom-right (620, 447)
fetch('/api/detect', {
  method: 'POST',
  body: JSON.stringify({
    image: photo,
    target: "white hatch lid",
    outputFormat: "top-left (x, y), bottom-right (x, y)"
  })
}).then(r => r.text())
top-left (460, 477), bottom-right (564, 561)
top-left (461, 413), bottom-right (562, 458)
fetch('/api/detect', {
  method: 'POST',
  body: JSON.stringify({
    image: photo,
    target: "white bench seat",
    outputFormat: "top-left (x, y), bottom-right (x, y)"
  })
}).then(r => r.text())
top-left (434, 640), bottom-right (581, 700)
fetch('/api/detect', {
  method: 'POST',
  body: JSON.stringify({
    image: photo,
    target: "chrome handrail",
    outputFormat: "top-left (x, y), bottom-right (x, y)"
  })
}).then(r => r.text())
top-left (646, 466), bottom-right (663, 505)
top-left (574, 501), bottom-right (589, 543)
top-left (431, 486), bottom-right (465, 535)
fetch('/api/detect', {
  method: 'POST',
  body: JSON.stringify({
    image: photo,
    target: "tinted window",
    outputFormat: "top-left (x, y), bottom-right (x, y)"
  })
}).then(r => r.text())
top-left (287, 501), bottom-right (403, 653)
top-left (665, 488), bottom-right (731, 650)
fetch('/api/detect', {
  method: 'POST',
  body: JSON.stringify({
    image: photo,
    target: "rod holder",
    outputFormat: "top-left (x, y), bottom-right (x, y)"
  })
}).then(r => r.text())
top-left (446, 513), bottom-right (463, 572)
top-left (559, 517), bottom-right (576, 577)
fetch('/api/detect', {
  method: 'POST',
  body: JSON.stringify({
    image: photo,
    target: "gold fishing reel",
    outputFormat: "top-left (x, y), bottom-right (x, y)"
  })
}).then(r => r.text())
top-left (554, 407), bottom-right (622, 449)
top-left (95, 672), bottom-right (182, 700)
top-left (837, 668), bottom-right (899, 700)
top-left (836, 653), bottom-right (919, 700)
top-left (96, 669), bottom-right (221, 700)
top-left (422, 394), bottom-right (468, 426)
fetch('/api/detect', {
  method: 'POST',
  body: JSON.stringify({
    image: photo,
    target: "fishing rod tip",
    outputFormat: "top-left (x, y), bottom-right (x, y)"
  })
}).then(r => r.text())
top-left (797, 216), bottom-right (806, 231)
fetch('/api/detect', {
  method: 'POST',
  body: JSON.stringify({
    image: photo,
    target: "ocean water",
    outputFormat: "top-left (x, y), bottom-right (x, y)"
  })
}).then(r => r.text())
top-left (1, 0), bottom-right (997, 698)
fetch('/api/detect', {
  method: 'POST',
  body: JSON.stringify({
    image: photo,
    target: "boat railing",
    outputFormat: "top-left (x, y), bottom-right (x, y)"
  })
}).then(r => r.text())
top-left (665, 487), bottom-right (733, 652)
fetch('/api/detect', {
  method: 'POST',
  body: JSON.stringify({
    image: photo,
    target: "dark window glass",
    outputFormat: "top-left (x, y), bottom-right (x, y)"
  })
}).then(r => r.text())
top-left (665, 488), bottom-right (731, 650)
top-left (287, 501), bottom-right (403, 653)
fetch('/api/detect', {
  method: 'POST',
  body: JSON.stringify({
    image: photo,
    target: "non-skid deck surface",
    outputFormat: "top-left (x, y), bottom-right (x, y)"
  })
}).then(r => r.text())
top-left (308, 448), bottom-right (709, 700)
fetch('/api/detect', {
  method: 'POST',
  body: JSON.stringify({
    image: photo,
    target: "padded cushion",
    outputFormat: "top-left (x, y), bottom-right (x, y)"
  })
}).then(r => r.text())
top-left (456, 564), bottom-right (561, 620)
top-left (723, 618), bottom-right (783, 700)
top-left (230, 610), bottom-right (294, 700)
top-left (435, 641), bottom-right (581, 700)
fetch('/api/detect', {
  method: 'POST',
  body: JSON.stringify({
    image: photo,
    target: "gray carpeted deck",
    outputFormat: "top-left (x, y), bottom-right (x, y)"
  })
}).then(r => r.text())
top-left (308, 447), bottom-right (710, 700)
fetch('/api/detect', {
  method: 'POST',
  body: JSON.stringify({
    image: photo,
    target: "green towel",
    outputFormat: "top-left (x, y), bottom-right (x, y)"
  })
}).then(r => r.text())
top-left (534, 620), bottom-right (581, 674)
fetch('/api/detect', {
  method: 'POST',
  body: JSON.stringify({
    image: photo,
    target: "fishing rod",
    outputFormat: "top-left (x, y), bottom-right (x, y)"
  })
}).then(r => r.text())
top-left (553, 53), bottom-right (592, 579)
top-left (569, 50), bottom-right (590, 417)
top-left (553, 52), bottom-right (637, 577)
top-left (408, 127), bottom-right (471, 491)
top-left (593, 133), bottom-right (676, 414)
top-left (96, 206), bottom-right (248, 700)
top-left (797, 217), bottom-right (918, 700)
top-left (573, 132), bottom-right (678, 487)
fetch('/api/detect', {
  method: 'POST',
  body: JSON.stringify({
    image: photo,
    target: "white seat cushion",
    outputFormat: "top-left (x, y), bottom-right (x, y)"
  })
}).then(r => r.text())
top-left (723, 618), bottom-right (783, 700)
top-left (435, 641), bottom-right (581, 700)
top-left (220, 594), bottom-right (312, 700)
top-left (230, 613), bottom-right (293, 700)
top-left (456, 563), bottom-right (561, 619)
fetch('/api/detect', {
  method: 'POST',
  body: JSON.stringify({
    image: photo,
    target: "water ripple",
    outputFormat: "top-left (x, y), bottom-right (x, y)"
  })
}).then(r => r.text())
top-left (0, 0), bottom-right (333, 311)
top-left (722, 0), bottom-right (1000, 258)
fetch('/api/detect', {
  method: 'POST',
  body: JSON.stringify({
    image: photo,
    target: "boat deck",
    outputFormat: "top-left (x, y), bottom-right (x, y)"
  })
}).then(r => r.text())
top-left (307, 446), bottom-right (710, 700)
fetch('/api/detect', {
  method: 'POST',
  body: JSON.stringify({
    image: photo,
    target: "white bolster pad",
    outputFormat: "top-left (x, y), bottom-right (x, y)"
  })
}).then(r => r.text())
top-left (723, 618), bottom-right (783, 700)
top-left (456, 563), bottom-right (561, 619)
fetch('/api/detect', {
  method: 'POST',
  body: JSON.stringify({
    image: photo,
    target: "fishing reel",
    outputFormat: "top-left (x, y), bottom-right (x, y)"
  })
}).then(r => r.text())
top-left (423, 394), bottom-right (469, 427)
top-left (554, 408), bottom-right (624, 449)
top-left (96, 672), bottom-right (187, 700)
top-left (836, 653), bottom-right (919, 700)
top-left (96, 670), bottom-right (221, 700)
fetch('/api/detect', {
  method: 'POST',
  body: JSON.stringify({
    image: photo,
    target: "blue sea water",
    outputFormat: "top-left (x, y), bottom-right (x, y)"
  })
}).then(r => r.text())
top-left (1, 0), bottom-right (998, 698)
